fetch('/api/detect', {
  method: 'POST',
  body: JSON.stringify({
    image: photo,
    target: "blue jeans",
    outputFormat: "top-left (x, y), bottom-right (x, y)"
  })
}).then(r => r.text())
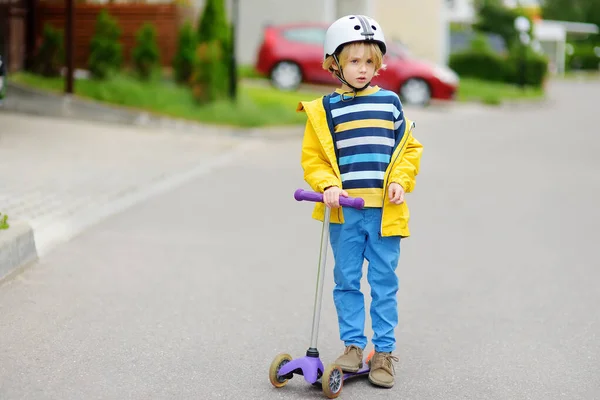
top-left (329, 207), bottom-right (401, 353)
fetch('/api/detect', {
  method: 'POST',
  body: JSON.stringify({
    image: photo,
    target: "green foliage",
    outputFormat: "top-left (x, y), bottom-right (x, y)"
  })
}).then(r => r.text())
top-left (0, 213), bottom-right (9, 230)
top-left (190, 40), bottom-right (229, 103)
top-left (197, 0), bottom-right (230, 45)
top-left (193, 0), bottom-right (232, 102)
top-left (450, 34), bottom-right (549, 88)
top-left (34, 24), bottom-right (65, 77)
top-left (88, 9), bottom-right (123, 80)
top-left (473, 0), bottom-right (528, 49)
top-left (505, 44), bottom-right (549, 87)
top-left (173, 22), bottom-right (198, 84)
top-left (132, 23), bottom-right (160, 80)
top-left (542, 0), bottom-right (600, 27)
top-left (567, 43), bottom-right (600, 70)
top-left (449, 34), bottom-right (508, 82)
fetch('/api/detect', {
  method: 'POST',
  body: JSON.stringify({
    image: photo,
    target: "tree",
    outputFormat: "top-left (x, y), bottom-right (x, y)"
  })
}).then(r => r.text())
top-left (541, 0), bottom-right (600, 43)
top-left (132, 23), bottom-right (160, 80)
top-left (473, 1), bottom-right (525, 48)
top-left (197, 0), bottom-right (230, 45)
top-left (88, 10), bottom-right (123, 79)
top-left (173, 22), bottom-right (198, 84)
top-left (191, 0), bottom-right (231, 103)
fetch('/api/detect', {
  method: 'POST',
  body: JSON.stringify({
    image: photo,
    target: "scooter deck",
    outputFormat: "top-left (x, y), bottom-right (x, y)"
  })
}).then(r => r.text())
top-left (342, 365), bottom-right (370, 380)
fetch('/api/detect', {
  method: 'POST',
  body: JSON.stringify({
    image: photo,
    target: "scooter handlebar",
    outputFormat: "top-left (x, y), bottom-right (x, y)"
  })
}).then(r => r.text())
top-left (294, 188), bottom-right (365, 210)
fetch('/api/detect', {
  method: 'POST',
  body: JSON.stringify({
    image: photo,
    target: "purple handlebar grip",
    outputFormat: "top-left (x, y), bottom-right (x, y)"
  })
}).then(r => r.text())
top-left (294, 189), bottom-right (365, 210)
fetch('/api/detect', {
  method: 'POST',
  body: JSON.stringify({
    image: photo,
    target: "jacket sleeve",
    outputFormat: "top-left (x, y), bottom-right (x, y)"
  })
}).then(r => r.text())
top-left (301, 119), bottom-right (341, 192)
top-left (389, 127), bottom-right (423, 193)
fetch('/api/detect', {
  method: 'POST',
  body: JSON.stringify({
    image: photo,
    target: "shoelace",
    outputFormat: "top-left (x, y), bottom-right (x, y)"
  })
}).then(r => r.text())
top-left (374, 353), bottom-right (399, 374)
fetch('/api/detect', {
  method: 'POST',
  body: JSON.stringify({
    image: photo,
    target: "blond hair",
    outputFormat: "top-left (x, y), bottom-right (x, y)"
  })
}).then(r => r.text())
top-left (322, 42), bottom-right (386, 76)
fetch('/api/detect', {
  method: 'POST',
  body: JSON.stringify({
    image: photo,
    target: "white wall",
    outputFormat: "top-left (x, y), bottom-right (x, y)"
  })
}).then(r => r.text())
top-left (193, 0), bottom-right (333, 65)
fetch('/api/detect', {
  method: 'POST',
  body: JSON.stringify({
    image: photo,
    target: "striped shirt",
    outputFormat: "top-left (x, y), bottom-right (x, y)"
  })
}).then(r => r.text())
top-left (328, 86), bottom-right (405, 207)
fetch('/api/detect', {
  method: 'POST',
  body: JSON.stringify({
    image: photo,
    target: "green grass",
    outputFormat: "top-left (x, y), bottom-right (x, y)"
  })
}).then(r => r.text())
top-left (0, 213), bottom-right (9, 230)
top-left (9, 72), bottom-right (325, 127)
top-left (10, 71), bottom-right (547, 128)
top-left (456, 78), bottom-right (545, 104)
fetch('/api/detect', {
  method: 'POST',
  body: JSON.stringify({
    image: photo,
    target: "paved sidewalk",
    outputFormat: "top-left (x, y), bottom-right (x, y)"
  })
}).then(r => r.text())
top-left (0, 112), bottom-right (260, 256)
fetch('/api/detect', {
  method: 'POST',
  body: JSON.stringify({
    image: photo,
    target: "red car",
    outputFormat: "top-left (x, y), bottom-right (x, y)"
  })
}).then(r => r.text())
top-left (255, 22), bottom-right (459, 106)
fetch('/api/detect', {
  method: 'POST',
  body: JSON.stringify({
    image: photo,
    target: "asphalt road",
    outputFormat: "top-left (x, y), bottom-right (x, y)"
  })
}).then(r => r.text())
top-left (1, 80), bottom-right (598, 400)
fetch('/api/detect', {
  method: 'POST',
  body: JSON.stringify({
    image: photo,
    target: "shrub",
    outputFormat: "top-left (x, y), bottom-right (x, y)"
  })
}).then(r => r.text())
top-left (34, 24), bottom-right (64, 77)
top-left (132, 23), bottom-right (160, 80)
top-left (88, 9), bottom-right (123, 79)
top-left (197, 0), bottom-right (230, 45)
top-left (190, 40), bottom-right (229, 103)
top-left (0, 212), bottom-right (9, 230)
top-left (505, 44), bottom-right (549, 87)
top-left (450, 33), bottom-right (549, 88)
top-left (173, 22), bottom-right (197, 84)
top-left (194, 0), bottom-right (231, 101)
top-left (567, 44), bottom-right (600, 71)
top-left (449, 34), bottom-right (508, 82)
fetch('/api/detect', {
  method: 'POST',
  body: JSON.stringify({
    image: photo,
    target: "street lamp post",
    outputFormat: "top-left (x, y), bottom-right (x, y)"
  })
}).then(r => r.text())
top-left (514, 16), bottom-right (531, 90)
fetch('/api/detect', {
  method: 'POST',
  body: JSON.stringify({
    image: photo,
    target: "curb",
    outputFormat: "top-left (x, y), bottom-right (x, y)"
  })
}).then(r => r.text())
top-left (0, 220), bottom-right (38, 284)
top-left (1, 81), bottom-right (304, 139)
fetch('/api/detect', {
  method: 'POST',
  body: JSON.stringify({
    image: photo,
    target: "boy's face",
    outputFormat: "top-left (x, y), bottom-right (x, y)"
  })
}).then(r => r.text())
top-left (336, 43), bottom-right (377, 90)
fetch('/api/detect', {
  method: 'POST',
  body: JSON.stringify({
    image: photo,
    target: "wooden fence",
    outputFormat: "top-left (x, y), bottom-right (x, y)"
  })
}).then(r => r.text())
top-left (36, 3), bottom-right (180, 69)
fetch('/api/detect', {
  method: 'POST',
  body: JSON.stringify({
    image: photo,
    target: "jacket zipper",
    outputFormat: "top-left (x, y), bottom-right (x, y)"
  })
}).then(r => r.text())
top-left (380, 123), bottom-right (414, 236)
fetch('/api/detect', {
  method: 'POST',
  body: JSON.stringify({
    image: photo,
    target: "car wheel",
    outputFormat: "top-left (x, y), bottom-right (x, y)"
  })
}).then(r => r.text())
top-left (400, 78), bottom-right (431, 106)
top-left (270, 61), bottom-right (302, 91)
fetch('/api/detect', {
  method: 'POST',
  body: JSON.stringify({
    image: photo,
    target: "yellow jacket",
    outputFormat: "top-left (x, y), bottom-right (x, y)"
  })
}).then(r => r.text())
top-left (297, 94), bottom-right (423, 237)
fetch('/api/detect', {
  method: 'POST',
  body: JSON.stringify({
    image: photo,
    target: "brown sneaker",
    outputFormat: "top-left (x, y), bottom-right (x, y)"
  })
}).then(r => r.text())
top-left (334, 345), bottom-right (363, 372)
top-left (368, 352), bottom-right (399, 388)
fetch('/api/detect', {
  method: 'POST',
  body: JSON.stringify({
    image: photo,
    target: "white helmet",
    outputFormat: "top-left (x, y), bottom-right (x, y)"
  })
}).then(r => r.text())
top-left (323, 15), bottom-right (387, 59)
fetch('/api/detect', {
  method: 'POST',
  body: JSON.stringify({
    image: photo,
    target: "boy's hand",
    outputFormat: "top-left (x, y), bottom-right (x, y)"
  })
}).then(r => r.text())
top-left (388, 182), bottom-right (405, 204)
top-left (324, 186), bottom-right (348, 208)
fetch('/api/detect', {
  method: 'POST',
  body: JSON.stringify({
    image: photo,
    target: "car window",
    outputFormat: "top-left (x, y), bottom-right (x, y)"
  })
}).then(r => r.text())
top-left (282, 28), bottom-right (326, 45)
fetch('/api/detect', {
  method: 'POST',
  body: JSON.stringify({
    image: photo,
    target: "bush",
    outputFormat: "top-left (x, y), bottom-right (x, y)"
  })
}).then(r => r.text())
top-left (173, 22), bottom-right (197, 84)
top-left (0, 212), bottom-right (9, 230)
top-left (567, 44), bottom-right (600, 71)
top-left (190, 40), bottom-right (229, 103)
top-left (88, 10), bottom-right (123, 79)
top-left (34, 24), bottom-right (64, 77)
top-left (449, 34), bottom-right (508, 82)
top-left (450, 51), bottom-right (508, 82)
top-left (195, 0), bottom-right (231, 101)
top-left (197, 0), bottom-right (230, 45)
top-left (505, 45), bottom-right (549, 87)
top-left (450, 32), bottom-right (549, 88)
top-left (132, 23), bottom-right (160, 80)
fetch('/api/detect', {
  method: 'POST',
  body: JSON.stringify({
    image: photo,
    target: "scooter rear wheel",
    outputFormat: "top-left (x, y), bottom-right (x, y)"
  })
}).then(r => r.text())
top-left (322, 364), bottom-right (344, 398)
top-left (269, 353), bottom-right (292, 388)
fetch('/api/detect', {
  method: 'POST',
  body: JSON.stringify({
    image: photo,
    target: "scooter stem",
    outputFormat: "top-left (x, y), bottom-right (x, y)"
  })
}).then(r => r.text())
top-left (307, 206), bottom-right (332, 356)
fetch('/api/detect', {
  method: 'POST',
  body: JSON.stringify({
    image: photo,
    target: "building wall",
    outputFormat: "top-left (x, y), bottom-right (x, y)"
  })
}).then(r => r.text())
top-left (190, 0), bottom-right (447, 66)
top-left (335, 0), bottom-right (369, 17)
top-left (191, 0), bottom-right (334, 66)
top-left (373, 0), bottom-right (448, 64)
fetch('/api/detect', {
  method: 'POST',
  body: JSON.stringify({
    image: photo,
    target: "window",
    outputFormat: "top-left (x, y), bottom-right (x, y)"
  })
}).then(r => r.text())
top-left (282, 28), bottom-right (326, 45)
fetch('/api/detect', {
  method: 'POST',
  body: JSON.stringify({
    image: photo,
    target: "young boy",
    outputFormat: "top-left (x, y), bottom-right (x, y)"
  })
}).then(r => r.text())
top-left (297, 15), bottom-right (423, 388)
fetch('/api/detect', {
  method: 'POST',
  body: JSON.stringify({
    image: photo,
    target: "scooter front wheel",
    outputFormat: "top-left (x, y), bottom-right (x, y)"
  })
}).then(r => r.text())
top-left (269, 353), bottom-right (293, 388)
top-left (322, 364), bottom-right (344, 398)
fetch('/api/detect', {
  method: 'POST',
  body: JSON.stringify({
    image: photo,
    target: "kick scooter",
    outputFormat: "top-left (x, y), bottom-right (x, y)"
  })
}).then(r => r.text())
top-left (268, 189), bottom-right (374, 399)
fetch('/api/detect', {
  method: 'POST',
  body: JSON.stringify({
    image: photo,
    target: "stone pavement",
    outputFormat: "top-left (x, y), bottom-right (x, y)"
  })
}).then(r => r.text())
top-left (0, 112), bottom-right (260, 257)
